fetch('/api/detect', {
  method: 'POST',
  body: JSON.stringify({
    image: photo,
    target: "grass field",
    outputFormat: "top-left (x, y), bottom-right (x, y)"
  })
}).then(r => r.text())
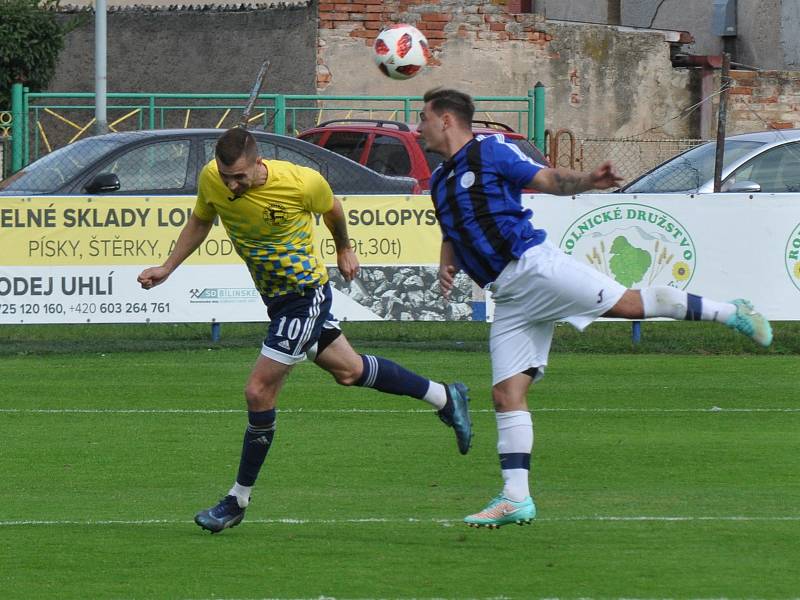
top-left (1, 328), bottom-right (799, 599)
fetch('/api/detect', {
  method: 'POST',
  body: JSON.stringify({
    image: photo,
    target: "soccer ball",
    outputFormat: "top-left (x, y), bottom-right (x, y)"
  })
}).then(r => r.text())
top-left (373, 24), bottom-right (430, 80)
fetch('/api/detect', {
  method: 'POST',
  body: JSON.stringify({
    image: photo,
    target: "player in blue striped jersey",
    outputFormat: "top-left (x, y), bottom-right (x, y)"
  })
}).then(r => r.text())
top-left (418, 88), bottom-right (773, 529)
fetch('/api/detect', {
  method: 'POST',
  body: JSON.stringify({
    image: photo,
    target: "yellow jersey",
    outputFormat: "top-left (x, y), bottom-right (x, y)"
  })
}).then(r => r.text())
top-left (193, 158), bottom-right (334, 298)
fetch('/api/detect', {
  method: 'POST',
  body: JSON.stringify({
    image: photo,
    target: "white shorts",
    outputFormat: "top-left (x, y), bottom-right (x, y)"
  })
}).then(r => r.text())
top-left (488, 241), bottom-right (626, 386)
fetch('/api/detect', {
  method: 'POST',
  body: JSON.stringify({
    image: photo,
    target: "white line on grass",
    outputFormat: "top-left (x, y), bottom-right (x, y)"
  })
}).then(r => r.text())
top-left (183, 597), bottom-right (514, 600)
top-left (3, 515), bottom-right (800, 527)
top-left (1, 407), bottom-right (799, 415)
top-left (183, 597), bottom-right (515, 600)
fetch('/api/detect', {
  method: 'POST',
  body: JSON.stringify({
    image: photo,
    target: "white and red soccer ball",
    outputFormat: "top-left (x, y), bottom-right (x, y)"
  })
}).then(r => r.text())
top-left (373, 24), bottom-right (430, 80)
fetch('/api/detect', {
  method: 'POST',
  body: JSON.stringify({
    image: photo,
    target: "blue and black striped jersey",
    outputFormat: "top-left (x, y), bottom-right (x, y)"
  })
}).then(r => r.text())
top-left (430, 134), bottom-right (547, 287)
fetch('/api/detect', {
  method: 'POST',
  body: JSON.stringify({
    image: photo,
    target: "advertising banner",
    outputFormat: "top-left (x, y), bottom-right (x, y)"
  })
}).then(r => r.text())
top-left (521, 193), bottom-right (800, 321)
top-left (0, 195), bottom-right (442, 324)
top-left (2, 193), bottom-right (800, 323)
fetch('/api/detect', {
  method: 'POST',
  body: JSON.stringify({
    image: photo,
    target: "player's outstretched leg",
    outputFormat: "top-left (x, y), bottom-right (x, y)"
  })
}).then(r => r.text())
top-left (317, 334), bottom-right (474, 454)
top-left (639, 287), bottom-right (773, 347)
top-left (464, 494), bottom-right (536, 529)
top-left (726, 299), bottom-right (773, 347)
top-left (194, 495), bottom-right (247, 534)
top-left (436, 382), bottom-right (473, 455)
top-left (353, 355), bottom-right (473, 453)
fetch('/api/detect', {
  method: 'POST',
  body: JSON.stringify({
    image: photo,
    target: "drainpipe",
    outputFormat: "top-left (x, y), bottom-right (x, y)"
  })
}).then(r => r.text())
top-left (607, 0), bottom-right (621, 26)
top-left (672, 54), bottom-right (723, 139)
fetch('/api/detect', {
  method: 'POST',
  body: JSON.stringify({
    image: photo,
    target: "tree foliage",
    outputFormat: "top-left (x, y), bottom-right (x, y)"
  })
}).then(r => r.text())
top-left (0, 0), bottom-right (81, 109)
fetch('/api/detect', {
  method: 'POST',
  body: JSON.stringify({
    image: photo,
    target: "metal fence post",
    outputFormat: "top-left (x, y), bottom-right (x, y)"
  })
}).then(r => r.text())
top-left (148, 95), bottom-right (156, 129)
top-left (10, 83), bottom-right (23, 172)
top-left (533, 82), bottom-right (545, 152)
top-left (274, 94), bottom-right (286, 135)
top-left (526, 88), bottom-right (535, 141)
top-left (631, 321), bottom-right (641, 344)
top-left (23, 87), bottom-right (30, 165)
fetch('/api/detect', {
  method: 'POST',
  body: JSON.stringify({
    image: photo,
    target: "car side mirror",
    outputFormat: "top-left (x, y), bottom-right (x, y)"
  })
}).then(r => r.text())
top-left (722, 180), bottom-right (761, 193)
top-left (85, 173), bottom-right (121, 194)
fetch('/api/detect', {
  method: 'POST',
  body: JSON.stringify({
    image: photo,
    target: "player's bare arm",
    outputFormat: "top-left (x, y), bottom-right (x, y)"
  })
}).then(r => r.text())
top-left (438, 240), bottom-right (459, 299)
top-left (137, 214), bottom-right (213, 289)
top-left (323, 197), bottom-right (359, 281)
top-left (530, 161), bottom-right (623, 195)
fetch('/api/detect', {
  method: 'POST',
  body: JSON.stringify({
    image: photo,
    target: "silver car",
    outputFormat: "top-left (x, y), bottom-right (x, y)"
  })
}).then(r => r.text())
top-left (620, 129), bottom-right (800, 194)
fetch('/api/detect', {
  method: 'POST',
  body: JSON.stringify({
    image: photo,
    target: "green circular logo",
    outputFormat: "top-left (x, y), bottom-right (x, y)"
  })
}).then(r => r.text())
top-left (558, 203), bottom-right (696, 289)
top-left (785, 222), bottom-right (800, 292)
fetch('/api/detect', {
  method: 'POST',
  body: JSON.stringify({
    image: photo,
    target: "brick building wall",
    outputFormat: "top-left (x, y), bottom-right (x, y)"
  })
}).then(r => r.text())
top-left (727, 70), bottom-right (800, 133)
top-left (317, 0), bottom-right (550, 90)
top-left (316, 0), bottom-right (693, 140)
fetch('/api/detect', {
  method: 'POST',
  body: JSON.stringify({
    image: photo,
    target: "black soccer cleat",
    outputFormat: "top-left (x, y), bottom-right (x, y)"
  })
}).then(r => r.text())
top-left (194, 495), bottom-right (246, 534)
top-left (437, 382), bottom-right (473, 455)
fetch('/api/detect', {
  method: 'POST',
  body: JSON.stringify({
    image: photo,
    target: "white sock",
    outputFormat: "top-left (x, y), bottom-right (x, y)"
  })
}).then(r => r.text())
top-left (422, 381), bottom-right (447, 410)
top-left (640, 286), bottom-right (735, 323)
top-left (229, 483), bottom-right (251, 508)
top-left (497, 411), bottom-right (533, 502)
top-left (700, 298), bottom-right (736, 323)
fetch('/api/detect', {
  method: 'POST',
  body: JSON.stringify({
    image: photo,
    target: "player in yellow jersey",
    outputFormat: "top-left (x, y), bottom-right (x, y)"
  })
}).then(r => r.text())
top-left (137, 128), bottom-right (472, 533)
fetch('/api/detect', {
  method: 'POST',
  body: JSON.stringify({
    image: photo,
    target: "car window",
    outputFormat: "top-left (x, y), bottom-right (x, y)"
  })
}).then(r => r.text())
top-left (415, 140), bottom-right (445, 172)
top-left (323, 131), bottom-right (368, 162)
top-left (273, 144), bottom-right (321, 171)
top-left (727, 142), bottom-right (800, 192)
top-left (510, 138), bottom-right (548, 166)
top-left (366, 135), bottom-right (410, 176)
top-left (202, 139), bottom-right (321, 173)
top-left (0, 138), bottom-right (124, 193)
top-left (624, 140), bottom-right (764, 193)
top-left (102, 140), bottom-right (190, 192)
top-left (300, 132), bottom-right (324, 146)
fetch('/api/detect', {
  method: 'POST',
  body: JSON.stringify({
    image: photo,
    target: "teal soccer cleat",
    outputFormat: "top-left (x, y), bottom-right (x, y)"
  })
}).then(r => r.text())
top-left (464, 494), bottom-right (536, 529)
top-left (726, 299), bottom-right (773, 347)
top-left (438, 382), bottom-right (473, 455)
top-left (194, 495), bottom-right (246, 534)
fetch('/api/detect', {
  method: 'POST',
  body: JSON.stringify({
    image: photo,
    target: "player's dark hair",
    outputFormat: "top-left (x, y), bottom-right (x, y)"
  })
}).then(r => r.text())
top-left (423, 88), bottom-right (475, 127)
top-left (215, 127), bottom-right (258, 166)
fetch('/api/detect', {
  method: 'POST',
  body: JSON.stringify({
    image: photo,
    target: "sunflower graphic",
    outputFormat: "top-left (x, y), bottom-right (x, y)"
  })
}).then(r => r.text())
top-left (794, 261), bottom-right (800, 280)
top-left (672, 261), bottom-right (691, 281)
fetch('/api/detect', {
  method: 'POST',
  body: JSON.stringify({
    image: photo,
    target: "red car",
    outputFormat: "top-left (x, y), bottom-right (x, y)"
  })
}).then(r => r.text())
top-left (298, 119), bottom-right (549, 194)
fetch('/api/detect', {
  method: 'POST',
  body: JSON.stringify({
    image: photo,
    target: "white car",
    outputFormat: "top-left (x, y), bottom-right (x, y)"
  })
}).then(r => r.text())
top-left (620, 129), bottom-right (800, 194)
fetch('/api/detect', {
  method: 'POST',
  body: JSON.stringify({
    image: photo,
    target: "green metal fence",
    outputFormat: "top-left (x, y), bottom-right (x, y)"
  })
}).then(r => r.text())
top-left (7, 82), bottom-right (546, 172)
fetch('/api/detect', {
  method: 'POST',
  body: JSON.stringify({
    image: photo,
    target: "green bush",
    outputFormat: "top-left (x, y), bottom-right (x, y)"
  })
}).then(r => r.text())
top-left (0, 0), bottom-right (81, 108)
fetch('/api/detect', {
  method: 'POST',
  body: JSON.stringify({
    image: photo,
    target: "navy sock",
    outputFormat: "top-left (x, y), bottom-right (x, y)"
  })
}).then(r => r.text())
top-left (355, 354), bottom-right (429, 399)
top-left (686, 293), bottom-right (703, 321)
top-left (236, 409), bottom-right (276, 487)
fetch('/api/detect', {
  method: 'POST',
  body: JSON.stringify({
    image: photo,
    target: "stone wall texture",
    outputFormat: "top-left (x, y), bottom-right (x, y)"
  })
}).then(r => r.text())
top-left (51, 4), bottom-right (317, 97)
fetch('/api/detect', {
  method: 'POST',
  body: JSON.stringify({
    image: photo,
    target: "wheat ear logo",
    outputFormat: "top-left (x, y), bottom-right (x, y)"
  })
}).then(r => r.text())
top-left (558, 203), bottom-right (696, 289)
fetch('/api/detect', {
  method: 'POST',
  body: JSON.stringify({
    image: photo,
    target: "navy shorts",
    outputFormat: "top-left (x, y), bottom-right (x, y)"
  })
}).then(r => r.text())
top-left (261, 283), bottom-right (336, 365)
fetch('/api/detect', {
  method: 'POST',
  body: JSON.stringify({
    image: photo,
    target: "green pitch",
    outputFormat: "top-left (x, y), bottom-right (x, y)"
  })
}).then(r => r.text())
top-left (1, 348), bottom-right (798, 599)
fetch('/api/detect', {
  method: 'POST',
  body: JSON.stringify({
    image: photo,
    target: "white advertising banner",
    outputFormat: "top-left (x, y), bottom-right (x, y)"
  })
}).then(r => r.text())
top-left (523, 193), bottom-right (800, 321)
top-left (1, 193), bottom-right (799, 323)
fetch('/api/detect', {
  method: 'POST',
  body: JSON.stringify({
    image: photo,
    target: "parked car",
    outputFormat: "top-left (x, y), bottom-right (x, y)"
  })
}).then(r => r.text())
top-left (619, 129), bottom-right (800, 194)
top-left (297, 118), bottom-right (549, 193)
top-left (0, 128), bottom-right (417, 196)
